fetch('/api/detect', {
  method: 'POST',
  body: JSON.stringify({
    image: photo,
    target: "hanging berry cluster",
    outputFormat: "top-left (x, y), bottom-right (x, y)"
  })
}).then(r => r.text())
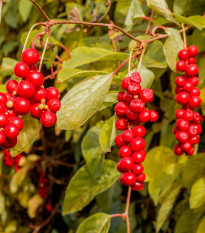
top-left (3, 149), bottom-right (23, 171)
top-left (115, 72), bottom-right (158, 191)
top-left (174, 45), bottom-right (202, 156)
top-left (0, 48), bottom-right (61, 149)
top-left (38, 170), bottom-right (50, 198)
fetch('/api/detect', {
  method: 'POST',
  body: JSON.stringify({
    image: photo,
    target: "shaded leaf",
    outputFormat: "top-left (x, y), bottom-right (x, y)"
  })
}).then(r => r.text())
top-left (174, 14), bottom-right (205, 30)
top-left (76, 213), bottom-right (111, 233)
top-left (98, 91), bottom-right (118, 112)
top-left (190, 177), bottom-right (205, 209)
top-left (27, 194), bottom-right (43, 218)
top-left (197, 216), bottom-right (205, 233)
top-left (18, 0), bottom-right (33, 22)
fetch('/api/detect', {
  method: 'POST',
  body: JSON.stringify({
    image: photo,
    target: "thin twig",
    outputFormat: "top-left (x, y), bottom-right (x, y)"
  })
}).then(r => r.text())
top-left (145, 10), bottom-right (154, 35)
top-left (29, 0), bottom-right (50, 21)
top-left (125, 187), bottom-right (132, 233)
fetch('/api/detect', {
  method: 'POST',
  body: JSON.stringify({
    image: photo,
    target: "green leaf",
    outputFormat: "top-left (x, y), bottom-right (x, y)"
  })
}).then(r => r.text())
top-left (81, 126), bottom-right (103, 177)
top-left (98, 91), bottom-right (118, 112)
top-left (18, 0), bottom-right (33, 22)
top-left (147, 0), bottom-right (177, 23)
top-left (57, 73), bottom-right (113, 130)
top-left (163, 28), bottom-right (183, 72)
top-left (125, 0), bottom-right (145, 26)
top-left (76, 213), bottom-right (111, 233)
top-left (10, 115), bottom-right (41, 157)
top-left (62, 46), bottom-right (129, 69)
top-left (63, 160), bottom-right (120, 215)
top-left (190, 177), bottom-right (205, 209)
top-left (142, 41), bottom-right (167, 68)
top-left (156, 183), bottom-right (181, 232)
top-left (197, 216), bottom-right (205, 233)
top-left (139, 67), bottom-right (155, 89)
top-left (0, 84), bottom-right (6, 93)
top-left (27, 194), bottom-right (43, 218)
top-left (0, 57), bottom-right (17, 78)
top-left (173, 14), bottom-right (205, 30)
top-left (192, 29), bottom-right (205, 53)
top-left (57, 69), bottom-right (108, 82)
top-left (173, 0), bottom-right (190, 16)
top-left (99, 115), bottom-right (117, 153)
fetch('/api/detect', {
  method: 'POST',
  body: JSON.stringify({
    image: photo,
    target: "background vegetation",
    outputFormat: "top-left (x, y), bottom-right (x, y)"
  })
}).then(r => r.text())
top-left (1, 0), bottom-right (205, 232)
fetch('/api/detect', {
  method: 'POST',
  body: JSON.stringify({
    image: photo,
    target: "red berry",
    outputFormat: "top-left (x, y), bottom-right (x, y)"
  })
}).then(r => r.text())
top-left (120, 172), bottom-right (136, 186)
top-left (139, 89), bottom-right (154, 103)
top-left (115, 102), bottom-right (129, 117)
top-left (123, 92), bottom-right (133, 104)
top-left (0, 93), bottom-right (7, 105)
top-left (21, 48), bottom-right (39, 65)
top-left (13, 97), bottom-right (31, 115)
top-left (188, 77), bottom-right (199, 86)
top-left (188, 96), bottom-right (201, 109)
top-left (188, 45), bottom-right (198, 57)
top-left (26, 71), bottom-right (44, 88)
top-left (46, 87), bottom-right (60, 100)
top-left (178, 49), bottom-right (189, 60)
top-left (4, 124), bottom-right (19, 138)
top-left (189, 136), bottom-right (199, 145)
top-left (173, 126), bottom-right (179, 134)
top-left (175, 76), bottom-right (186, 86)
top-left (150, 110), bottom-right (159, 122)
top-left (0, 131), bottom-right (6, 145)
top-left (136, 173), bottom-right (146, 182)
top-left (192, 112), bottom-right (202, 124)
top-left (130, 99), bottom-right (145, 113)
top-left (183, 82), bottom-right (193, 92)
top-left (186, 147), bottom-right (194, 156)
top-left (130, 72), bottom-right (141, 83)
top-left (40, 111), bottom-right (57, 128)
top-left (176, 119), bottom-right (190, 131)
top-left (130, 137), bottom-right (146, 152)
top-left (121, 77), bottom-right (131, 90)
top-left (0, 104), bottom-right (6, 113)
top-left (185, 64), bottom-right (199, 76)
top-left (122, 130), bottom-right (134, 142)
top-left (175, 92), bottom-right (190, 105)
top-left (181, 142), bottom-right (192, 153)
top-left (190, 88), bottom-right (200, 96)
top-left (184, 110), bottom-right (194, 121)
top-left (175, 131), bottom-right (189, 143)
top-left (6, 80), bottom-right (18, 94)
top-left (176, 60), bottom-right (186, 72)
top-left (175, 86), bottom-right (183, 94)
top-left (117, 92), bottom-right (125, 102)
top-left (45, 204), bottom-right (53, 212)
top-left (117, 163), bottom-right (124, 173)
top-left (174, 144), bottom-right (183, 156)
top-left (4, 92), bottom-right (12, 101)
top-left (119, 146), bottom-right (132, 158)
top-left (132, 164), bottom-right (144, 175)
top-left (128, 83), bottom-right (141, 95)
top-left (132, 151), bottom-right (146, 163)
top-left (35, 87), bottom-right (47, 102)
top-left (29, 65), bottom-right (38, 71)
top-left (188, 57), bottom-right (196, 64)
top-left (115, 118), bottom-right (127, 130)
top-left (30, 103), bottom-right (43, 119)
top-left (14, 62), bottom-right (29, 77)
top-left (191, 124), bottom-right (202, 135)
top-left (139, 110), bottom-right (150, 122)
top-left (17, 80), bottom-right (35, 99)
top-left (118, 157), bottom-right (134, 172)
top-left (126, 109), bottom-right (138, 120)
top-left (131, 182), bottom-right (144, 191)
top-left (132, 125), bottom-right (146, 137)
top-left (8, 116), bottom-right (24, 131)
top-left (2, 137), bottom-right (17, 149)
top-left (47, 99), bottom-right (61, 112)
top-left (176, 109), bottom-right (185, 119)
top-left (6, 109), bottom-right (17, 117)
top-left (0, 113), bottom-right (8, 127)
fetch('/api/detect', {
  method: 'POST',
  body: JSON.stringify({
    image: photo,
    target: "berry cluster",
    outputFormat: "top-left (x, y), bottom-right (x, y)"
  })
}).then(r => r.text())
top-left (3, 149), bottom-right (23, 171)
top-left (174, 45), bottom-right (202, 156)
top-left (38, 170), bottom-right (50, 198)
top-left (115, 72), bottom-right (158, 191)
top-left (0, 48), bottom-right (61, 149)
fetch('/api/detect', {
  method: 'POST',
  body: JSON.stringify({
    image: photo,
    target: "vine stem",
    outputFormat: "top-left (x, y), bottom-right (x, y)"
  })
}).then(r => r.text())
top-left (145, 10), bottom-right (154, 35)
top-left (182, 23), bottom-right (187, 49)
top-left (22, 23), bottom-right (38, 52)
top-left (151, 25), bottom-right (167, 36)
top-left (128, 49), bottom-right (133, 76)
top-left (137, 46), bottom-right (146, 72)
top-left (31, 32), bottom-right (45, 49)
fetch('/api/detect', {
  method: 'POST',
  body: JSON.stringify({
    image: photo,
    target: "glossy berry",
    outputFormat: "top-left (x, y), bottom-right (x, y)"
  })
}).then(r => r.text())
top-left (14, 62), bottom-right (29, 77)
top-left (176, 131), bottom-right (189, 143)
top-left (21, 48), bottom-right (39, 65)
top-left (118, 157), bottom-right (134, 172)
top-left (176, 60), bottom-right (186, 72)
top-left (120, 172), bottom-right (136, 186)
top-left (17, 80), bottom-right (35, 99)
top-left (123, 92), bottom-right (133, 104)
top-left (186, 147), bottom-right (194, 156)
top-left (4, 124), bottom-right (19, 138)
top-left (188, 96), bottom-right (201, 109)
top-left (184, 110), bottom-right (194, 121)
top-left (176, 109), bottom-right (185, 119)
top-left (6, 109), bottom-right (17, 117)
top-left (30, 103), bottom-right (43, 119)
top-left (174, 144), bottom-right (183, 156)
top-left (46, 87), bottom-right (60, 100)
top-left (128, 83), bottom-right (141, 95)
top-left (188, 77), bottom-right (199, 86)
top-left (13, 97), bottom-right (31, 115)
top-left (150, 110), bottom-right (159, 122)
top-left (185, 64), bottom-right (199, 76)
top-left (139, 110), bottom-right (150, 122)
top-left (136, 173), bottom-right (146, 182)
top-left (121, 77), bottom-right (131, 90)
top-left (0, 113), bottom-right (8, 127)
top-left (0, 93), bottom-right (7, 105)
top-left (122, 130), bottom-right (134, 142)
top-left (130, 72), bottom-right (141, 83)
top-left (2, 137), bottom-right (17, 149)
top-left (132, 151), bottom-right (146, 163)
top-left (0, 131), bottom-right (6, 145)
top-left (188, 45), bottom-right (198, 57)
top-left (131, 182), bottom-right (144, 191)
top-left (188, 57), bottom-right (196, 64)
top-left (191, 124), bottom-right (202, 135)
top-left (35, 87), bottom-right (47, 102)
top-left (40, 111), bottom-right (57, 127)
top-left (126, 109), bottom-right (138, 120)
top-left (130, 137), bottom-right (146, 152)
top-left (119, 146), bottom-right (132, 158)
top-left (115, 118), bottom-right (127, 130)
top-left (117, 92), bottom-right (125, 102)
top-left (132, 164), bottom-right (144, 175)
top-left (178, 49), bottom-right (189, 60)
top-left (183, 82), bottom-right (193, 92)
top-left (181, 142), bottom-right (192, 153)
top-left (193, 112), bottom-right (202, 124)
top-left (8, 117), bottom-right (24, 131)
top-left (175, 76), bottom-right (186, 86)
top-left (0, 104), bottom-right (6, 113)
top-left (6, 80), bottom-right (18, 94)
top-left (189, 136), bottom-right (199, 145)
top-left (130, 99), bottom-right (145, 113)
top-left (115, 102), bottom-right (129, 117)
top-left (139, 89), bottom-right (154, 103)
top-left (26, 71), bottom-right (44, 88)
top-left (175, 86), bottom-right (183, 94)
top-left (175, 92), bottom-right (190, 105)
top-left (190, 88), bottom-right (200, 96)
top-left (132, 125), bottom-right (146, 138)
top-left (47, 99), bottom-right (61, 112)
top-left (176, 119), bottom-right (190, 131)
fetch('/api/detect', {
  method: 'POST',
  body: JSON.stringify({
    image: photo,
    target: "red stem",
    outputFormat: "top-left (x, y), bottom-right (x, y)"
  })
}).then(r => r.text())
top-left (31, 32), bottom-right (45, 49)
top-left (151, 26), bottom-right (167, 36)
